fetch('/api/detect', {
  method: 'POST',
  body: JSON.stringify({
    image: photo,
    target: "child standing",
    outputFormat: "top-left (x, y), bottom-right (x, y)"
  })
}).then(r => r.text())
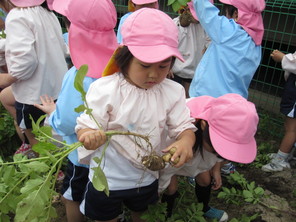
top-left (171, 1), bottom-right (211, 98)
top-left (34, 0), bottom-right (118, 221)
top-left (116, 0), bottom-right (158, 44)
top-left (76, 8), bottom-right (196, 222)
top-left (262, 50), bottom-right (296, 172)
top-left (0, 0), bottom-right (68, 151)
top-left (160, 93), bottom-right (259, 221)
top-left (189, 0), bottom-right (265, 99)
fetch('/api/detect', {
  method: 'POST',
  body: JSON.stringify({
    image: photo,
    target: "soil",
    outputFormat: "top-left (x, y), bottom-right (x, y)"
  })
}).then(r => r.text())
top-left (213, 160), bottom-right (296, 222)
top-left (52, 158), bottom-right (296, 222)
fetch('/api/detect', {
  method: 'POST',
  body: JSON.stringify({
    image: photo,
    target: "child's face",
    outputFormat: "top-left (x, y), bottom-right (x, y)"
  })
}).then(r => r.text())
top-left (126, 57), bottom-right (172, 89)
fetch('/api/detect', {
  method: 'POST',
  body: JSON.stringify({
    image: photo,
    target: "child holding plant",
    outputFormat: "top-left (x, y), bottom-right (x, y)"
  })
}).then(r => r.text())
top-left (75, 8), bottom-right (196, 222)
top-left (171, 1), bottom-right (211, 98)
top-left (34, 0), bottom-right (118, 221)
top-left (159, 93), bottom-right (259, 221)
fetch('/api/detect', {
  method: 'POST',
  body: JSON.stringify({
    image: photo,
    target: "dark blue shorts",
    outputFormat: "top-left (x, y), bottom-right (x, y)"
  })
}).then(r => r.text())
top-left (280, 74), bottom-right (296, 118)
top-left (61, 160), bottom-right (89, 202)
top-left (81, 179), bottom-right (159, 221)
top-left (15, 101), bottom-right (46, 129)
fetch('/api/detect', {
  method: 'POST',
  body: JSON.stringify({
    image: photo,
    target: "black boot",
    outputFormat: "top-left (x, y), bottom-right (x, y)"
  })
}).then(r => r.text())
top-left (161, 191), bottom-right (180, 218)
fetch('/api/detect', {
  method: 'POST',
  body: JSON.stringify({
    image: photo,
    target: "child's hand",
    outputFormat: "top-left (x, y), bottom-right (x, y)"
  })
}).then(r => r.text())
top-left (211, 162), bottom-right (222, 190)
top-left (270, 49), bottom-right (285, 63)
top-left (162, 142), bottom-right (193, 168)
top-left (34, 95), bottom-right (56, 115)
top-left (78, 129), bottom-right (107, 150)
top-left (162, 129), bottom-right (195, 167)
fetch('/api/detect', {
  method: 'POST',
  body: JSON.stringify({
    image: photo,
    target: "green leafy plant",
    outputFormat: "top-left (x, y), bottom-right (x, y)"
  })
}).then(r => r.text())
top-left (167, 0), bottom-right (190, 12)
top-left (218, 172), bottom-right (265, 205)
top-left (0, 65), bottom-right (164, 221)
top-left (218, 172), bottom-right (296, 217)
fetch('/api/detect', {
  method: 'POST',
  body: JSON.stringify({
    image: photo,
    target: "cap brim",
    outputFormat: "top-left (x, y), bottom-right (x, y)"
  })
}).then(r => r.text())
top-left (69, 24), bottom-right (118, 78)
top-left (52, 0), bottom-right (70, 16)
top-left (128, 44), bottom-right (184, 63)
top-left (10, 0), bottom-right (45, 7)
top-left (186, 96), bottom-right (214, 118)
top-left (209, 127), bottom-right (257, 164)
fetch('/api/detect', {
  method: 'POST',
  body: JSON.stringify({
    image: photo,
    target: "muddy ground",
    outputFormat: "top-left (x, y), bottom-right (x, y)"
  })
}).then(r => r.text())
top-left (53, 158), bottom-right (296, 222)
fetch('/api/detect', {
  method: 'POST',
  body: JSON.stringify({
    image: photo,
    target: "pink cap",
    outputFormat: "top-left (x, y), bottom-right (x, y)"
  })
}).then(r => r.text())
top-left (187, 94), bottom-right (259, 164)
top-left (219, 0), bottom-right (265, 45)
top-left (133, 0), bottom-right (159, 9)
top-left (187, 0), bottom-right (213, 21)
top-left (121, 8), bottom-right (184, 63)
top-left (53, 0), bottom-right (118, 78)
top-left (10, 0), bottom-right (45, 7)
top-left (46, 0), bottom-right (54, 10)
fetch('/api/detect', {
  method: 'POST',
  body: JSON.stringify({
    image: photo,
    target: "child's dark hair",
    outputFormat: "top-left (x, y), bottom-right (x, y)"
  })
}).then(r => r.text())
top-left (62, 16), bottom-right (71, 30)
top-left (193, 120), bottom-right (213, 157)
top-left (115, 46), bottom-right (176, 76)
top-left (222, 4), bottom-right (237, 18)
top-left (41, 2), bottom-right (51, 11)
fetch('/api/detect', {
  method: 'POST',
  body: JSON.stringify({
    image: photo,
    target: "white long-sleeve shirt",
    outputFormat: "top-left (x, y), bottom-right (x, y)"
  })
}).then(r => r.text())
top-left (5, 6), bottom-right (67, 104)
top-left (76, 73), bottom-right (196, 190)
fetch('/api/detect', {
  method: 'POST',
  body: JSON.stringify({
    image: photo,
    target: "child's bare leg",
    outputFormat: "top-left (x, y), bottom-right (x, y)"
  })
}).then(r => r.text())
top-left (279, 116), bottom-right (296, 154)
top-left (61, 197), bottom-right (84, 222)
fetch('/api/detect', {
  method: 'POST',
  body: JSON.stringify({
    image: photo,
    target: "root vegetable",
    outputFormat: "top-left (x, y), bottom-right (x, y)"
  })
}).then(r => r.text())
top-left (142, 155), bottom-right (165, 171)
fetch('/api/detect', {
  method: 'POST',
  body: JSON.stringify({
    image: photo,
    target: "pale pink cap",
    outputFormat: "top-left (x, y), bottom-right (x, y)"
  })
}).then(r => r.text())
top-left (10, 0), bottom-right (45, 7)
top-left (121, 8), bottom-right (184, 63)
top-left (53, 0), bottom-right (118, 78)
top-left (187, 0), bottom-right (213, 21)
top-left (219, 0), bottom-right (265, 45)
top-left (187, 93), bottom-right (259, 164)
top-left (46, 0), bottom-right (54, 10)
top-left (132, 0), bottom-right (159, 8)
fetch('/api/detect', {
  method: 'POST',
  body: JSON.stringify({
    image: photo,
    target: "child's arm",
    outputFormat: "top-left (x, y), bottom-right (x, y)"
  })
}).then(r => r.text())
top-left (210, 161), bottom-right (222, 190)
top-left (77, 128), bottom-right (107, 150)
top-left (163, 129), bottom-right (195, 168)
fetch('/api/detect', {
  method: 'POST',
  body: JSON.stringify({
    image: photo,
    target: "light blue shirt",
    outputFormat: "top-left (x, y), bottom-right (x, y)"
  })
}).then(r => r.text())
top-left (48, 66), bottom-right (97, 167)
top-left (116, 12), bottom-right (132, 44)
top-left (189, 0), bottom-right (262, 98)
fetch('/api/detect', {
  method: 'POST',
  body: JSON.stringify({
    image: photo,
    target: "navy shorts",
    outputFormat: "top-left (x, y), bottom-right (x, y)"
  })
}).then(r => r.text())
top-left (61, 160), bottom-right (89, 202)
top-left (15, 101), bottom-right (46, 129)
top-left (81, 179), bottom-right (159, 221)
top-left (280, 74), bottom-right (296, 118)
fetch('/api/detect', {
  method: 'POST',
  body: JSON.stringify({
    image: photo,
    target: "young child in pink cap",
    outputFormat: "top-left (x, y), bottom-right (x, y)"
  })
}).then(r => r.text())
top-left (159, 93), bottom-right (259, 221)
top-left (34, 0), bottom-right (118, 221)
top-left (188, 0), bottom-right (265, 177)
top-left (116, 0), bottom-right (158, 44)
top-left (0, 0), bottom-right (67, 156)
top-left (75, 8), bottom-right (196, 222)
top-left (262, 50), bottom-right (296, 172)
